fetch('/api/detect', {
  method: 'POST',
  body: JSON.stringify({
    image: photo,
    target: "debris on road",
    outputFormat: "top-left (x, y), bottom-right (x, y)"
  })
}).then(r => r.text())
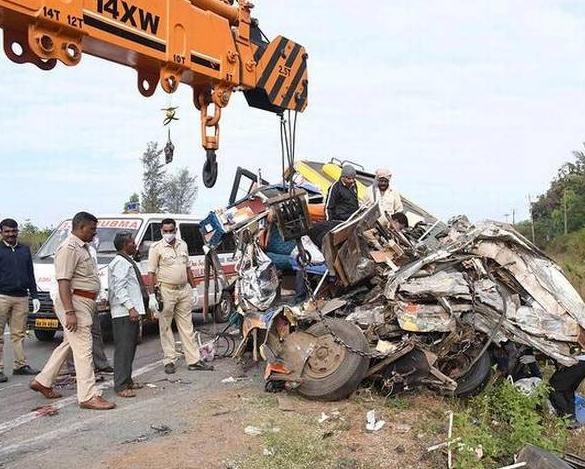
top-left (221, 376), bottom-right (251, 384)
top-left (32, 405), bottom-right (59, 417)
top-left (150, 424), bottom-right (172, 435)
top-left (122, 423), bottom-right (172, 444)
top-left (365, 410), bottom-right (385, 433)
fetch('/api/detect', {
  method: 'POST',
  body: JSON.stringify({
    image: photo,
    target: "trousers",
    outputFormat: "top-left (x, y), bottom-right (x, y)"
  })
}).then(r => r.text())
top-left (36, 295), bottom-right (99, 403)
top-left (549, 361), bottom-right (585, 418)
top-left (65, 317), bottom-right (110, 372)
top-left (158, 284), bottom-right (200, 365)
top-left (0, 295), bottom-right (28, 372)
top-left (112, 316), bottom-right (139, 392)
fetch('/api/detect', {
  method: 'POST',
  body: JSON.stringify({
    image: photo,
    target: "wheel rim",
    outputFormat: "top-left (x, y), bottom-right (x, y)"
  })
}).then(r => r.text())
top-left (304, 335), bottom-right (346, 379)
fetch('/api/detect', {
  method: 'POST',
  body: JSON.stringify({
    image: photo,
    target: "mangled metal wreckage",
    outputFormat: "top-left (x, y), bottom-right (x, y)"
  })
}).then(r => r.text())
top-left (203, 171), bottom-right (585, 401)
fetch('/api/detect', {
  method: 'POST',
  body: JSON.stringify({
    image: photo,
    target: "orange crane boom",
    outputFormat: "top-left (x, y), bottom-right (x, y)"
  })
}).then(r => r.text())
top-left (0, 0), bottom-right (309, 187)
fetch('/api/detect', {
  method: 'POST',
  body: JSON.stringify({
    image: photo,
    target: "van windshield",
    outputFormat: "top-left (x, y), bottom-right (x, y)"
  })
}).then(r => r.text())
top-left (37, 218), bottom-right (143, 259)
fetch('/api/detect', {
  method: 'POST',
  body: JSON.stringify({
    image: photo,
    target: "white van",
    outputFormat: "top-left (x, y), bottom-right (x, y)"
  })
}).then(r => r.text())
top-left (28, 214), bottom-right (237, 341)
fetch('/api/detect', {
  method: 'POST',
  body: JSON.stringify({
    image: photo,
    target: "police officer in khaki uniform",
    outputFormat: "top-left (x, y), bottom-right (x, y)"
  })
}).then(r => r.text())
top-left (31, 212), bottom-right (115, 410)
top-left (148, 218), bottom-right (213, 374)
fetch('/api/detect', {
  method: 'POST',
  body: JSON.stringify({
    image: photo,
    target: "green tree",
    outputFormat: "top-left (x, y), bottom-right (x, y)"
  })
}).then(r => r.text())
top-left (18, 220), bottom-right (52, 254)
top-left (164, 168), bottom-right (198, 213)
top-left (141, 142), bottom-right (167, 213)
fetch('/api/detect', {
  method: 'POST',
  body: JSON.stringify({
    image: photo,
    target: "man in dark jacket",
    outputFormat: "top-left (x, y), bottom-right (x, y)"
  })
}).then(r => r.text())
top-left (0, 218), bottom-right (40, 382)
top-left (325, 165), bottom-right (359, 222)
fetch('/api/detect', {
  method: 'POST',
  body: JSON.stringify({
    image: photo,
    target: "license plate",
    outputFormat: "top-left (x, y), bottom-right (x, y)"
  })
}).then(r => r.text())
top-left (35, 318), bottom-right (59, 329)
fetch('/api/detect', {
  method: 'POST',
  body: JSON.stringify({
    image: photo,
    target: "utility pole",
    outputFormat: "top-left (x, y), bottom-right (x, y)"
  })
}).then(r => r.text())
top-left (512, 208), bottom-right (516, 225)
top-left (527, 194), bottom-right (535, 244)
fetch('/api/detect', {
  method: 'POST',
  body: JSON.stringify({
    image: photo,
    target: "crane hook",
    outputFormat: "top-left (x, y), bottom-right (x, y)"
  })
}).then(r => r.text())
top-left (203, 149), bottom-right (218, 188)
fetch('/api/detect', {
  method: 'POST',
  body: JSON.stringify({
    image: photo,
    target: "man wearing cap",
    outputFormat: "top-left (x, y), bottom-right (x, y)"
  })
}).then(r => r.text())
top-left (31, 212), bottom-right (116, 410)
top-left (363, 168), bottom-right (404, 225)
top-left (325, 164), bottom-right (359, 222)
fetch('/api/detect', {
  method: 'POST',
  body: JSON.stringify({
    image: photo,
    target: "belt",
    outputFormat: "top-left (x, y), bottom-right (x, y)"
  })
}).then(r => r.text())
top-left (160, 282), bottom-right (188, 291)
top-left (73, 289), bottom-right (98, 301)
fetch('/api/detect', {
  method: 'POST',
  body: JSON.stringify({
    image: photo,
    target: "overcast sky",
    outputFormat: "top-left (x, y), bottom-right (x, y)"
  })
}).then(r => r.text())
top-left (1, 0), bottom-right (585, 228)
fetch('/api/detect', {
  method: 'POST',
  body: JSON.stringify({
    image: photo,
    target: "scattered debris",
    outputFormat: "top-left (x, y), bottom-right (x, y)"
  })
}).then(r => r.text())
top-left (122, 424), bottom-right (172, 444)
top-left (365, 410), bottom-right (385, 433)
top-left (221, 376), bottom-right (251, 384)
top-left (150, 424), bottom-right (172, 435)
top-left (392, 423), bottom-right (411, 433)
top-left (318, 412), bottom-right (330, 423)
top-left (32, 405), bottom-right (59, 417)
top-left (244, 426), bottom-right (263, 436)
top-left (145, 383), bottom-right (157, 389)
top-left (263, 448), bottom-right (275, 457)
top-left (517, 444), bottom-right (569, 469)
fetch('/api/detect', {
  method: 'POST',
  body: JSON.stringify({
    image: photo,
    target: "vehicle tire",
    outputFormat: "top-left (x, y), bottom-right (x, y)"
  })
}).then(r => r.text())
top-left (34, 329), bottom-right (56, 342)
top-left (453, 350), bottom-right (492, 397)
top-left (213, 291), bottom-right (234, 323)
top-left (297, 318), bottom-right (370, 401)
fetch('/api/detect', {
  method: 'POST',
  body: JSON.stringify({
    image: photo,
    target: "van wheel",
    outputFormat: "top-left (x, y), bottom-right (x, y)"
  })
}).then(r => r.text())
top-left (34, 329), bottom-right (56, 342)
top-left (213, 291), bottom-right (234, 323)
top-left (298, 318), bottom-right (370, 401)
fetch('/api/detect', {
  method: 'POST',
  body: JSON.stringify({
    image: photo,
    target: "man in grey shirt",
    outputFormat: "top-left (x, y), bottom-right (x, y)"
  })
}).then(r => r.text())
top-left (108, 232), bottom-right (147, 398)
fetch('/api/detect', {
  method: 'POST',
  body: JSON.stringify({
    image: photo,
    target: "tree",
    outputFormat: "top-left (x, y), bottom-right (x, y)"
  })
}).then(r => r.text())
top-left (164, 168), bottom-right (198, 213)
top-left (18, 220), bottom-right (52, 254)
top-left (141, 142), bottom-right (167, 213)
top-left (123, 192), bottom-right (140, 213)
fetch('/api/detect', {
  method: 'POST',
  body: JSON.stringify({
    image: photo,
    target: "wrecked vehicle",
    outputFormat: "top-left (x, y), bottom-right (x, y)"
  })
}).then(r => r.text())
top-left (204, 160), bottom-right (585, 401)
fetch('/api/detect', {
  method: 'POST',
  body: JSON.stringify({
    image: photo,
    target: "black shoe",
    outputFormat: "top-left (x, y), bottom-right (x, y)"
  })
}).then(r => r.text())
top-left (164, 363), bottom-right (176, 374)
top-left (95, 366), bottom-right (114, 375)
top-left (0, 372), bottom-right (7, 383)
top-left (13, 365), bottom-right (39, 375)
top-left (188, 361), bottom-right (214, 371)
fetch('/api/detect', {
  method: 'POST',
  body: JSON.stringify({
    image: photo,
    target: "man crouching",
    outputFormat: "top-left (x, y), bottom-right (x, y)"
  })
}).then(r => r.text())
top-left (108, 232), bottom-right (147, 398)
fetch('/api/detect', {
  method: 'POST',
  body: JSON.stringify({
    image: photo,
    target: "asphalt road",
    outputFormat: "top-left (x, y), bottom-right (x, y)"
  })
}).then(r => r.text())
top-left (0, 324), bottom-right (257, 469)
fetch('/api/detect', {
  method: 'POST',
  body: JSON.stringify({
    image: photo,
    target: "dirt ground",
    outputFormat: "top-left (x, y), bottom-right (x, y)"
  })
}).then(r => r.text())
top-left (105, 384), bottom-right (451, 469)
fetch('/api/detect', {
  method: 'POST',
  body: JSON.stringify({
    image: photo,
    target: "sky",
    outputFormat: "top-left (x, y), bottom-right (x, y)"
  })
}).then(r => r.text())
top-left (2, 0), bottom-right (585, 228)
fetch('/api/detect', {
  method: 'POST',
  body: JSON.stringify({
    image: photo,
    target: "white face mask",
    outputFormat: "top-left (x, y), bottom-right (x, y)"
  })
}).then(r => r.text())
top-left (162, 233), bottom-right (176, 243)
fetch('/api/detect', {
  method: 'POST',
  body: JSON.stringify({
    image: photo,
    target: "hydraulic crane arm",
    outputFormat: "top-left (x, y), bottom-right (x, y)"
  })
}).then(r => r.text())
top-left (0, 0), bottom-right (309, 187)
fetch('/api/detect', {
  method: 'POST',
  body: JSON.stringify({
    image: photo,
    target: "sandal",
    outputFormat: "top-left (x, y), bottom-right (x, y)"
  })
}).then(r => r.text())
top-left (128, 382), bottom-right (144, 390)
top-left (116, 389), bottom-right (137, 398)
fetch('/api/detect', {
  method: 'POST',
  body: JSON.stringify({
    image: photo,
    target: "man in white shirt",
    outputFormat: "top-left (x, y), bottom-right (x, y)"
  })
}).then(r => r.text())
top-left (108, 232), bottom-right (148, 398)
top-left (362, 168), bottom-right (403, 226)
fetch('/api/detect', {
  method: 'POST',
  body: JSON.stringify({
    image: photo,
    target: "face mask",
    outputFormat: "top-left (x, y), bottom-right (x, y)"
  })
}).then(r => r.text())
top-left (162, 233), bottom-right (176, 243)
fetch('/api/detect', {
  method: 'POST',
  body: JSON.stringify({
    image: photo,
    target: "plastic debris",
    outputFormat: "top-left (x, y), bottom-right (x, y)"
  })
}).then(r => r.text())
top-left (263, 448), bottom-right (275, 457)
top-left (318, 412), bottom-right (330, 423)
top-left (244, 426), bottom-right (263, 436)
top-left (365, 410), bottom-right (386, 432)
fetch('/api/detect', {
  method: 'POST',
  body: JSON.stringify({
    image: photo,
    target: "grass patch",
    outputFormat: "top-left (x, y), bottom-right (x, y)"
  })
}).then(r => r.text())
top-left (383, 396), bottom-right (412, 411)
top-left (452, 379), bottom-right (568, 469)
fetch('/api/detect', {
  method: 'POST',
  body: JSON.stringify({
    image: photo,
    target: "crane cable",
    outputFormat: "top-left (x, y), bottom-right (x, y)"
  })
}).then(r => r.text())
top-left (279, 110), bottom-right (298, 194)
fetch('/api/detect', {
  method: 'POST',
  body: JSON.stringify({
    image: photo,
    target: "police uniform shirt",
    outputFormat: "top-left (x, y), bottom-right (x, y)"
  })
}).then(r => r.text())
top-left (147, 239), bottom-right (189, 286)
top-left (54, 234), bottom-right (100, 293)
